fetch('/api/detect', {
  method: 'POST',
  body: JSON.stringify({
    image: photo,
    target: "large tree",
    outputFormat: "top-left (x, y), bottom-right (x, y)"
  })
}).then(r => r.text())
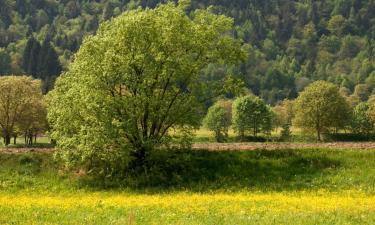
top-left (47, 1), bottom-right (244, 173)
top-left (294, 81), bottom-right (351, 141)
top-left (0, 76), bottom-right (44, 145)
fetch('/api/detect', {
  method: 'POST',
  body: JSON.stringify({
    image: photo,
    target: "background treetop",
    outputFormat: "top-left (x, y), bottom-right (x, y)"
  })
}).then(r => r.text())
top-left (1, 0), bottom-right (375, 104)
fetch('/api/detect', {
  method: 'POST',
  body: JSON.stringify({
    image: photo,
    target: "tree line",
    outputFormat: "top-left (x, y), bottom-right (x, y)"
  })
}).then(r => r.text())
top-left (204, 80), bottom-right (375, 142)
top-left (1, 0), bottom-right (375, 104)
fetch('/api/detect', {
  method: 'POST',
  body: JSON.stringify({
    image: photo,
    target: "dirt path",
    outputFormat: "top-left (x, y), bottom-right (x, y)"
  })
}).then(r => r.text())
top-left (0, 148), bottom-right (54, 154)
top-left (1, 142), bottom-right (375, 154)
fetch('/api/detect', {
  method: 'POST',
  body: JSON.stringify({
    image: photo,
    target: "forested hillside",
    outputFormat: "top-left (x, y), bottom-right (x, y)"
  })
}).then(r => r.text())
top-left (0, 0), bottom-right (375, 103)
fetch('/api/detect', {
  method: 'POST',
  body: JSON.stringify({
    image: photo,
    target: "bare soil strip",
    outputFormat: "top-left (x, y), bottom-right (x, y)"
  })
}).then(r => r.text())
top-left (0, 148), bottom-right (54, 154)
top-left (1, 142), bottom-right (375, 154)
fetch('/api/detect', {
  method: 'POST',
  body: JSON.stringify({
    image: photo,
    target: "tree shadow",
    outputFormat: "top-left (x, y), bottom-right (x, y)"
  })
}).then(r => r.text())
top-left (82, 148), bottom-right (341, 193)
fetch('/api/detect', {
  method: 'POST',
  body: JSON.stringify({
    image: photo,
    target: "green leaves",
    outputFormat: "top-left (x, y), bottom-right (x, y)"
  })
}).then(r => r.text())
top-left (203, 101), bottom-right (232, 142)
top-left (0, 76), bottom-right (46, 146)
top-left (47, 1), bottom-right (244, 174)
top-left (232, 95), bottom-right (273, 138)
top-left (294, 81), bottom-right (351, 140)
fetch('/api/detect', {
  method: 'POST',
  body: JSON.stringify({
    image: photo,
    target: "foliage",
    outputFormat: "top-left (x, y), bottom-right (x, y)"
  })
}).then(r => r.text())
top-left (0, 76), bottom-right (46, 146)
top-left (1, 1), bottom-right (375, 104)
top-left (203, 101), bottom-right (231, 142)
top-left (366, 95), bottom-right (375, 126)
top-left (22, 37), bottom-right (62, 93)
top-left (280, 123), bottom-right (292, 141)
top-left (351, 102), bottom-right (373, 135)
top-left (47, 1), bottom-right (244, 176)
top-left (232, 95), bottom-right (273, 139)
top-left (272, 99), bottom-right (295, 129)
top-left (294, 81), bottom-right (351, 141)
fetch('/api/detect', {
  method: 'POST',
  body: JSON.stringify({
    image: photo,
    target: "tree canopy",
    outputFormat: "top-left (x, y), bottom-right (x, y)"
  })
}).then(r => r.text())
top-left (294, 80), bottom-right (351, 141)
top-left (1, 0), bottom-right (375, 104)
top-left (203, 100), bottom-right (232, 142)
top-left (47, 1), bottom-right (244, 173)
top-left (0, 76), bottom-right (45, 145)
top-left (232, 95), bottom-right (273, 139)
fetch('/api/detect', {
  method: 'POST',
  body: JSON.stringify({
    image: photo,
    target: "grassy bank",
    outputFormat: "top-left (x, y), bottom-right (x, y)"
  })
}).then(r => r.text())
top-left (0, 148), bottom-right (374, 224)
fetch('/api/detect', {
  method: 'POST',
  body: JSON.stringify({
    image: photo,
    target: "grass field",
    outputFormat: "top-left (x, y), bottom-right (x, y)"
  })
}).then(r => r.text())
top-left (0, 148), bottom-right (375, 224)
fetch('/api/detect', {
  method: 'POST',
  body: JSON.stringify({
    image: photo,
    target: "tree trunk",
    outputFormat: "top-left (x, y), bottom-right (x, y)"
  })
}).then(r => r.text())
top-left (240, 130), bottom-right (245, 142)
top-left (317, 129), bottom-right (321, 142)
top-left (4, 134), bottom-right (10, 146)
top-left (13, 136), bottom-right (16, 145)
top-left (34, 135), bottom-right (37, 144)
top-left (130, 146), bottom-right (147, 169)
top-left (215, 130), bottom-right (220, 142)
top-left (29, 135), bottom-right (33, 145)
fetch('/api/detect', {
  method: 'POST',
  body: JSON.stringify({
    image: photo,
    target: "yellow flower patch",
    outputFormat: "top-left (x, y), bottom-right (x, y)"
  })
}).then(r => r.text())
top-left (1, 191), bottom-right (374, 214)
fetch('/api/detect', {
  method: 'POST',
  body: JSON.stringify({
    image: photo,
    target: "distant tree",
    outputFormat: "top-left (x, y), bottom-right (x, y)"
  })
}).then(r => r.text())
top-left (280, 123), bottom-right (292, 141)
top-left (339, 36), bottom-right (360, 59)
top-left (367, 95), bottom-right (375, 126)
top-left (47, 1), bottom-right (244, 173)
top-left (353, 84), bottom-right (370, 102)
top-left (327, 15), bottom-right (346, 36)
top-left (273, 99), bottom-right (294, 128)
top-left (34, 9), bottom-right (49, 30)
top-left (0, 48), bottom-right (11, 74)
top-left (294, 81), bottom-right (351, 141)
top-left (351, 102), bottom-right (373, 135)
top-left (37, 39), bottom-right (62, 92)
top-left (22, 36), bottom-right (41, 76)
top-left (0, 0), bottom-right (12, 26)
top-left (232, 95), bottom-right (273, 139)
top-left (102, 2), bottom-right (114, 21)
top-left (0, 76), bottom-right (43, 146)
top-left (203, 102), bottom-right (231, 142)
top-left (272, 104), bottom-right (286, 132)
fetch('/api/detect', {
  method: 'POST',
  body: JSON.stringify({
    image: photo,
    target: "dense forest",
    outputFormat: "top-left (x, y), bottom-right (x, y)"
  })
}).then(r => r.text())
top-left (0, 0), bottom-right (375, 103)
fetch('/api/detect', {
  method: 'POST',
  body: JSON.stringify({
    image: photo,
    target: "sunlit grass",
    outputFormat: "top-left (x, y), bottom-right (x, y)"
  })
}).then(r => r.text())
top-left (1, 191), bottom-right (374, 224)
top-left (1, 148), bottom-right (375, 224)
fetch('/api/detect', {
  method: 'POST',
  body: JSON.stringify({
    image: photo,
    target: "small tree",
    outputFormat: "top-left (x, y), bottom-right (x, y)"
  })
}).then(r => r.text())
top-left (351, 102), bottom-right (373, 135)
top-left (366, 95), bottom-right (375, 128)
top-left (280, 123), bottom-right (292, 141)
top-left (294, 81), bottom-right (351, 141)
top-left (17, 97), bottom-right (48, 145)
top-left (203, 102), bottom-right (231, 142)
top-left (0, 76), bottom-right (44, 145)
top-left (272, 99), bottom-right (295, 132)
top-left (232, 95), bottom-right (273, 139)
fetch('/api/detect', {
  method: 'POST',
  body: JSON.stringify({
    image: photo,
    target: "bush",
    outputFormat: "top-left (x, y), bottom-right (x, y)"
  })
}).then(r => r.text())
top-left (203, 102), bottom-right (231, 142)
top-left (326, 133), bottom-right (375, 142)
top-left (279, 124), bottom-right (292, 141)
top-left (235, 135), bottom-right (269, 142)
